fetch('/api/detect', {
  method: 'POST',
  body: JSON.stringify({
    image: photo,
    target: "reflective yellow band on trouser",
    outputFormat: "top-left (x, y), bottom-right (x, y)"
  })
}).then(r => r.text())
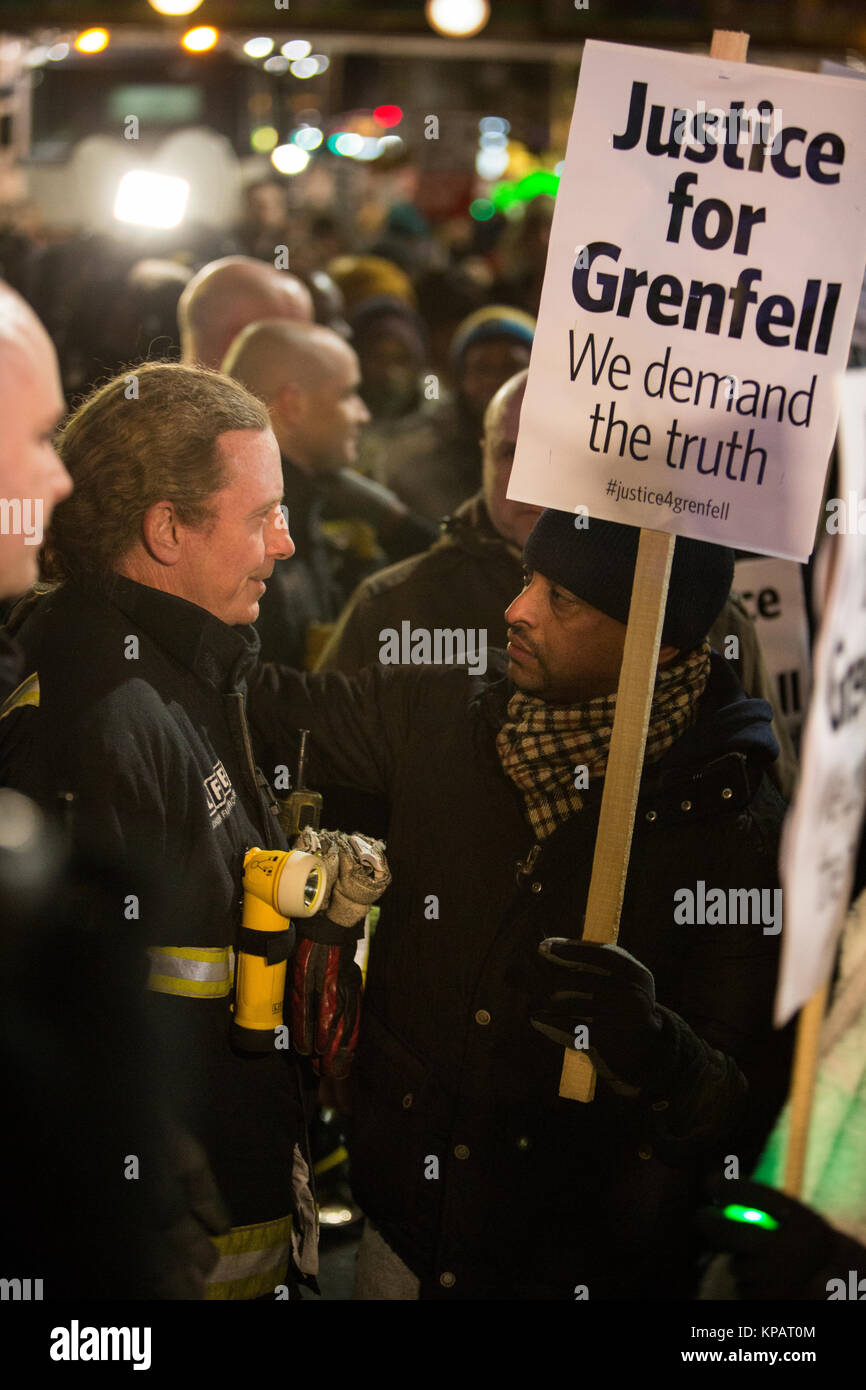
top-left (146, 946), bottom-right (234, 999)
top-left (206, 1215), bottom-right (293, 1300)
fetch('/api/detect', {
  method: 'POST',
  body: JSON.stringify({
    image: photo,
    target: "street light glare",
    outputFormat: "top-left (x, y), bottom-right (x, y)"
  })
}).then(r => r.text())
top-left (425, 0), bottom-right (490, 39)
top-left (148, 0), bottom-right (205, 15)
top-left (75, 29), bottom-right (110, 55)
top-left (114, 171), bottom-right (190, 230)
top-left (182, 26), bottom-right (218, 53)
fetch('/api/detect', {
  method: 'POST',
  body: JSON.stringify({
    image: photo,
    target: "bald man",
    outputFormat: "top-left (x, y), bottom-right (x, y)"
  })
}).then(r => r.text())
top-left (221, 318), bottom-right (373, 667)
top-left (178, 255), bottom-right (314, 369)
top-left (0, 281), bottom-right (71, 608)
top-left (318, 370), bottom-right (541, 676)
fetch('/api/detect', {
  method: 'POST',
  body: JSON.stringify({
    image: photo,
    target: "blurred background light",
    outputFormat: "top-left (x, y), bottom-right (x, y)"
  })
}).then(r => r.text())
top-left (281, 40), bottom-right (312, 60)
top-left (479, 131), bottom-right (508, 150)
top-left (479, 116), bottom-right (510, 135)
top-left (148, 0), bottom-right (205, 14)
top-left (271, 143), bottom-right (310, 175)
top-left (43, 42), bottom-right (68, 63)
top-left (114, 170), bottom-right (189, 229)
top-left (264, 55), bottom-right (289, 74)
top-left (243, 37), bottom-right (274, 60)
top-left (352, 138), bottom-right (382, 162)
top-left (250, 125), bottom-right (279, 153)
top-left (75, 29), bottom-right (109, 55)
top-left (289, 57), bottom-right (318, 80)
top-left (475, 146), bottom-right (509, 180)
top-left (311, 55), bottom-right (330, 74)
top-left (373, 105), bottom-right (403, 128)
top-left (426, 0), bottom-right (490, 39)
top-left (377, 135), bottom-right (404, 155)
top-left (182, 26), bottom-right (218, 53)
top-left (334, 133), bottom-right (364, 157)
top-left (469, 198), bottom-right (495, 221)
top-left (292, 127), bottom-right (323, 151)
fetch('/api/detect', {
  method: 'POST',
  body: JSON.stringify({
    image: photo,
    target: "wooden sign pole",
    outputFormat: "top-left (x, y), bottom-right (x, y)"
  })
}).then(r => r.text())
top-left (782, 980), bottom-right (829, 1197)
top-left (559, 29), bottom-right (750, 1103)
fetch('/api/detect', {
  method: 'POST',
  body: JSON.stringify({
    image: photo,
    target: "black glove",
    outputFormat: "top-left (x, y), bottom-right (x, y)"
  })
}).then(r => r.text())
top-left (697, 1176), bottom-right (866, 1300)
top-left (531, 938), bottom-right (667, 1092)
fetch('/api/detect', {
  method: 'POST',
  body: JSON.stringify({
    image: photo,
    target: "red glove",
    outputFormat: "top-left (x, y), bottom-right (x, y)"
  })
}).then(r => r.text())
top-left (291, 918), bottom-right (363, 1079)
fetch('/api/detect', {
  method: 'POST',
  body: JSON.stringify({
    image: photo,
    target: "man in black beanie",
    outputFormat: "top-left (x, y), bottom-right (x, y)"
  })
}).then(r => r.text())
top-left (248, 509), bottom-right (793, 1300)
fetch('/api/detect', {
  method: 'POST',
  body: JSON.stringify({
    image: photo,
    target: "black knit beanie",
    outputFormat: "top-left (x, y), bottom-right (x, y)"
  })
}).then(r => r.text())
top-left (523, 511), bottom-right (734, 653)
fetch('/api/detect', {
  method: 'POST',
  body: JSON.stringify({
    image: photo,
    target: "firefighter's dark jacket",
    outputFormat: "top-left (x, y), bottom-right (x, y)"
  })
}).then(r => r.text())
top-left (248, 650), bottom-right (793, 1299)
top-left (1, 576), bottom-right (304, 1230)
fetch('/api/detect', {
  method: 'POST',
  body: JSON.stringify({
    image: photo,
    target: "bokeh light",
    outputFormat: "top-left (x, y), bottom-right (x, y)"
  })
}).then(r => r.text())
top-left (75, 29), bottom-right (109, 55)
top-left (182, 26), bottom-right (218, 53)
top-left (281, 40), bottom-right (312, 60)
top-left (292, 127), bottom-right (324, 151)
top-left (426, 0), bottom-right (490, 39)
top-left (250, 125), bottom-right (279, 153)
top-left (374, 106), bottom-right (403, 128)
top-left (243, 38), bottom-right (275, 59)
top-left (271, 144), bottom-right (310, 175)
top-left (148, 0), bottom-right (205, 14)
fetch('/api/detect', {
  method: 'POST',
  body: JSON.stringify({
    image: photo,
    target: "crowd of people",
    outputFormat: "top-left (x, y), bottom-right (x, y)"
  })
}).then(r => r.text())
top-left (0, 165), bottom-right (864, 1305)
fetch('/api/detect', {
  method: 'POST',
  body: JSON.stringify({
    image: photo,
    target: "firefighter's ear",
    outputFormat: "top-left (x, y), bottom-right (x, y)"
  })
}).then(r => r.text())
top-left (141, 500), bottom-right (182, 566)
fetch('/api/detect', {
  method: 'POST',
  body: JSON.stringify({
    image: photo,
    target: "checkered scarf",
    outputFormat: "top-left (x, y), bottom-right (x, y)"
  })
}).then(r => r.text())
top-left (496, 642), bottom-right (711, 841)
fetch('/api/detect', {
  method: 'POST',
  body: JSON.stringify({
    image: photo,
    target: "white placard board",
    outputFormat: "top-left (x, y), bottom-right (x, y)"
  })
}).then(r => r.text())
top-left (777, 369), bottom-right (866, 1024)
top-left (509, 41), bottom-right (866, 560)
top-left (733, 556), bottom-right (811, 735)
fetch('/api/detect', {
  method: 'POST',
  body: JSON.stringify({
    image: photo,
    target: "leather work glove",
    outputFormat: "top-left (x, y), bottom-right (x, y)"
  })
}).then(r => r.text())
top-left (291, 829), bottom-right (390, 1079)
top-left (530, 938), bottom-right (667, 1093)
top-left (696, 1177), bottom-right (866, 1301)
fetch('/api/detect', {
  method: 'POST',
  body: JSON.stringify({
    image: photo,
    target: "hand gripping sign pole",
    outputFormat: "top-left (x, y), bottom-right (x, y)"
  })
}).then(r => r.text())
top-left (559, 29), bottom-right (750, 1104)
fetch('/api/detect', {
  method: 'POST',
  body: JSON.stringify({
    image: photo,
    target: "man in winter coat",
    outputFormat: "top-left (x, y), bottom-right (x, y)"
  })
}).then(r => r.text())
top-left (319, 369), bottom-right (797, 797)
top-left (248, 510), bottom-right (794, 1299)
top-left (0, 361), bottom-right (327, 1300)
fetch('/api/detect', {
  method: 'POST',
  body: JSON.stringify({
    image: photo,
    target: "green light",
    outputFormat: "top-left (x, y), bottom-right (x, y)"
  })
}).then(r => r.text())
top-left (469, 198), bottom-right (495, 221)
top-left (516, 170), bottom-right (560, 200)
top-left (490, 170), bottom-right (560, 213)
top-left (723, 1203), bottom-right (779, 1231)
top-left (491, 180), bottom-right (519, 211)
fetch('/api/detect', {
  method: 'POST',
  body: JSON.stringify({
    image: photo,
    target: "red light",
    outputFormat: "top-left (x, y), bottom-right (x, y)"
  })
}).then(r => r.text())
top-left (373, 105), bottom-right (403, 128)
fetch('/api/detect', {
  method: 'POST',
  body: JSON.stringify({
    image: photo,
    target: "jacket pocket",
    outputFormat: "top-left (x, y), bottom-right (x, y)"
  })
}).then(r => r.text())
top-left (349, 1008), bottom-right (441, 1236)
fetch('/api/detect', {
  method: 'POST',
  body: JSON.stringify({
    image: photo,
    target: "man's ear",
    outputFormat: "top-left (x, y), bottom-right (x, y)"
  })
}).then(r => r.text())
top-left (657, 643), bottom-right (680, 669)
top-left (275, 381), bottom-right (305, 428)
top-left (141, 501), bottom-right (182, 566)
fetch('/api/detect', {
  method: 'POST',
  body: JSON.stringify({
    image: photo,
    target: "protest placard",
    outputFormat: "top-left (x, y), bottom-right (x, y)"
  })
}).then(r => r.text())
top-left (777, 370), bottom-right (866, 1026)
top-left (508, 40), bottom-right (866, 561)
top-left (733, 556), bottom-right (811, 735)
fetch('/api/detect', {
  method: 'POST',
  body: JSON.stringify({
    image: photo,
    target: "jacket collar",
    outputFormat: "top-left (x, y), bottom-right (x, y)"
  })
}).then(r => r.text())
top-left (440, 493), bottom-right (523, 563)
top-left (91, 573), bottom-right (261, 692)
